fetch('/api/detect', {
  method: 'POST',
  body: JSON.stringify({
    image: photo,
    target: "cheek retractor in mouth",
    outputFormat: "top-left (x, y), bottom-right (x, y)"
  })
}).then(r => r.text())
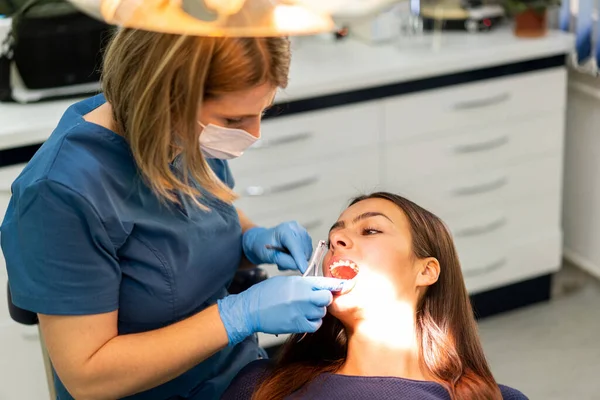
top-left (329, 261), bottom-right (359, 294)
top-left (330, 261), bottom-right (360, 280)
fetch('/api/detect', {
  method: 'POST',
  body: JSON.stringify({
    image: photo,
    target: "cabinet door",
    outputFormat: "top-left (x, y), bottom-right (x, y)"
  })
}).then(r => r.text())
top-left (0, 322), bottom-right (50, 400)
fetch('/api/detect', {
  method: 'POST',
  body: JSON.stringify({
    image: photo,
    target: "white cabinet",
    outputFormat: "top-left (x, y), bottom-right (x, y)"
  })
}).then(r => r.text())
top-left (563, 72), bottom-right (600, 279)
top-left (0, 322), bottom-right (50, 400)
top-left (381, 68), bottom-right (565, 294)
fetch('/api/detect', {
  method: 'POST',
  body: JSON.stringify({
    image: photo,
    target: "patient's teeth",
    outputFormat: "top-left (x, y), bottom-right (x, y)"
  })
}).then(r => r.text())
top-left (330, 260), bottom-right (358, 271)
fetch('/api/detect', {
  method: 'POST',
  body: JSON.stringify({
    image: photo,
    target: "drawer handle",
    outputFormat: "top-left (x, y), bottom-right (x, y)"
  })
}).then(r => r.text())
top-left (251, 132), bottom-right (312, 149)
top-left (463, 257), bottom-right (507, 278)
top-left (22, 332), bottom-right (40, 341)
top-left (452, 93), bottom-right (511, 110)
top-left (302, 219), bottom-right (324, 231)
top-left (245, 175), bottom-right (319, 197)
top-left (452, 176), bottom-right (507, 196)
top-left (453, 135), bottom-right (509, 154)
top-left (455, 216), bottom-right (507, 238)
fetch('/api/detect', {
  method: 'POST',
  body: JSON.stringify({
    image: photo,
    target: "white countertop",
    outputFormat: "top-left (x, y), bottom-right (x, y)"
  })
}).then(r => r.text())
top-left (282, 27), bottom-right (573, 101)
top-left (0, 27), bottom-right (574, 152)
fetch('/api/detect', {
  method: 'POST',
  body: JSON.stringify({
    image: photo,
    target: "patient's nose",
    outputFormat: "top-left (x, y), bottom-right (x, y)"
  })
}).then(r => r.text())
top-left (330, 231), bottom-right (353, 250)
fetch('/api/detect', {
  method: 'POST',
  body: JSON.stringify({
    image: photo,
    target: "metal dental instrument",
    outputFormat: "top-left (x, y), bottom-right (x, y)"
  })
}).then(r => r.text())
top-left (264, 245), bottom-right (291, 254)
top-left (296, 240), bottom-right (328, 343)
top-left (265, 240), bottom-right (327, 276)
top-left (302, 240), bottom-right (328, 277)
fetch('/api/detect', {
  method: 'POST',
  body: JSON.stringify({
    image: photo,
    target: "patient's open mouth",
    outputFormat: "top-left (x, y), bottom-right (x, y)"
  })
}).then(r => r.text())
top-left (329, 260), bottom-right (360, 280)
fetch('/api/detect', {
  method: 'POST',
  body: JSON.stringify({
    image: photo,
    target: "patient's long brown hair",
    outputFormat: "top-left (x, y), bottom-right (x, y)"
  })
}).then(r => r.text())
top-left (253, 192), bottom-right (502, 400)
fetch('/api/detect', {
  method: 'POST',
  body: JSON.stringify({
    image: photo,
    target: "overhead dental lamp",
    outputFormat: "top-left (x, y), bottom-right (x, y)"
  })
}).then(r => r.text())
top-left (64, 0), bottom-right (334, 37)
top-left (65, 0), bottom-right (405, 37)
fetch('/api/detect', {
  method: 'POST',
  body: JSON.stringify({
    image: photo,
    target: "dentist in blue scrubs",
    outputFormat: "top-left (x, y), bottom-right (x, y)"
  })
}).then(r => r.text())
top-left (0, 30), bottom-right (345, 399)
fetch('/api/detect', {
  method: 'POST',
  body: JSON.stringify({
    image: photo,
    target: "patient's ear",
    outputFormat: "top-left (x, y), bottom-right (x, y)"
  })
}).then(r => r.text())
top-left (416, 258), bottom-right (440, 287)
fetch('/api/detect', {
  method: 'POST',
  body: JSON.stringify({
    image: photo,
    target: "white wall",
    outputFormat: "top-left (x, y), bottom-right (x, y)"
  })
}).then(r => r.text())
top-left (563, 70), bottom-right (600, 279)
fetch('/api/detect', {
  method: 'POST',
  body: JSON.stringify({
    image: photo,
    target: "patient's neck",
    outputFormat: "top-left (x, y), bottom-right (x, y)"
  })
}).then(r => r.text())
top-left (337, 303), bottom-right (426, 381)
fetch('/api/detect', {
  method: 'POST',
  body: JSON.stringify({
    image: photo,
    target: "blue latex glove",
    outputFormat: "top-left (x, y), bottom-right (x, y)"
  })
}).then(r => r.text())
top-left (217, 275), bottom-right (347, 346)
top-left (242, 222), bottom-right (313, 273)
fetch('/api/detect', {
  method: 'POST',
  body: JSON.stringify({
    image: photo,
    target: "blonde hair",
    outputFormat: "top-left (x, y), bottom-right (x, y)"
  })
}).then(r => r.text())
top-left (101, 29), bottom-right (291, 207)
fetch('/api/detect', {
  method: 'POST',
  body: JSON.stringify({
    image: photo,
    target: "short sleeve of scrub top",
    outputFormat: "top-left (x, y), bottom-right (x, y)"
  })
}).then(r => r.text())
top-left (5, 179), bottom-right (122, 314)
top-left (0, 94), bottom-right (262, 400)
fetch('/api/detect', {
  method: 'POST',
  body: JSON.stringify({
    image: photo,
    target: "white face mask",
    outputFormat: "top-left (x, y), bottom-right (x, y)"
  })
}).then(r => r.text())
top-left (198, 122), bottom-right (259, 160)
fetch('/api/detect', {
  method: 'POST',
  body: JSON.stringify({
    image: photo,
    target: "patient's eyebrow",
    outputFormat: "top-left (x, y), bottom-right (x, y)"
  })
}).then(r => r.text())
top-left (329, 212), bottom-right (393, 233)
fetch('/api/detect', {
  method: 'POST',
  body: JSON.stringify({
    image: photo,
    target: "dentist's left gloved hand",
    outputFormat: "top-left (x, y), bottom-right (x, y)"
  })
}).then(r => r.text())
top-left (242, 221), bottom-right (312, 274)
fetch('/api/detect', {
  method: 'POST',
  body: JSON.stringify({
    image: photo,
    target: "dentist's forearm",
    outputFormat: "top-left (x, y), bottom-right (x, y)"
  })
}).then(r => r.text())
top-left (39, 305), bottom-right (229, 400)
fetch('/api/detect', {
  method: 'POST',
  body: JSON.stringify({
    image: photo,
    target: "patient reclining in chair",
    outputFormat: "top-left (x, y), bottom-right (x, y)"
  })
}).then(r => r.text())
top-left (222, 192), bottom-right (528, 400)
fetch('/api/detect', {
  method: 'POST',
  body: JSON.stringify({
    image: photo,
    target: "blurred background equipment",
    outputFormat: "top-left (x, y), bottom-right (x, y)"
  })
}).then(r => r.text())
top-left (0, 0), bottom-right (113, 103)
top-left (418, 0), bottom-right (505, 32)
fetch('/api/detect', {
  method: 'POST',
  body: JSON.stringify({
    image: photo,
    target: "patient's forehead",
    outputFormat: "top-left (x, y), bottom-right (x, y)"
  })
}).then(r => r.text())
top-left (339, 198), bottom-right (408, 228)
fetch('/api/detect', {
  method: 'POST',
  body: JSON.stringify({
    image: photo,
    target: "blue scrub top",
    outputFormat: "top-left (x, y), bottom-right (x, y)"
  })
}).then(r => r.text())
top-left (0, 94), bottom-right (264, 399)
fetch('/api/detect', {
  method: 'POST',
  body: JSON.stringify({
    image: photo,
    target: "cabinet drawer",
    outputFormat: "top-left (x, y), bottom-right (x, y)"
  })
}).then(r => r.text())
top-left (0, 322), bottom-right (49, 400)
top-left (385, 155), bottom-right (562, 218)
top-left (447, 193), bottom-right (560, 274)
top-left (234, 148), bottom-right (380, 218)
top-left (464, 230), bottom-right (562, 294)
top-left (383, 113), bottom-right (563, 182)
top-left (383, 68), bottom-right (566, 143)
top-left (229, 102), bottom-right (380, 175)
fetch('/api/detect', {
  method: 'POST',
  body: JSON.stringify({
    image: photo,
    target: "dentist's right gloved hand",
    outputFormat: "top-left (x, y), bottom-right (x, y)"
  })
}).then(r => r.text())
top-left (217, 275), bottom-right (347, 346)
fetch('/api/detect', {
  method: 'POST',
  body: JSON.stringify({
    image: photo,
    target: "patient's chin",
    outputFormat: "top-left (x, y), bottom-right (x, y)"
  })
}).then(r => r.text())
top-left (328, 274), bottom-right (398, 320)
top-left (328, 292), bottom-right (362, 319)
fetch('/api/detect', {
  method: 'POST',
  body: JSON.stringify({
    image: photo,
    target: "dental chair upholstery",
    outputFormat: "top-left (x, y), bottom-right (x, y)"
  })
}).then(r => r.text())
top-left (226, 267), bottom-right (269, 295)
